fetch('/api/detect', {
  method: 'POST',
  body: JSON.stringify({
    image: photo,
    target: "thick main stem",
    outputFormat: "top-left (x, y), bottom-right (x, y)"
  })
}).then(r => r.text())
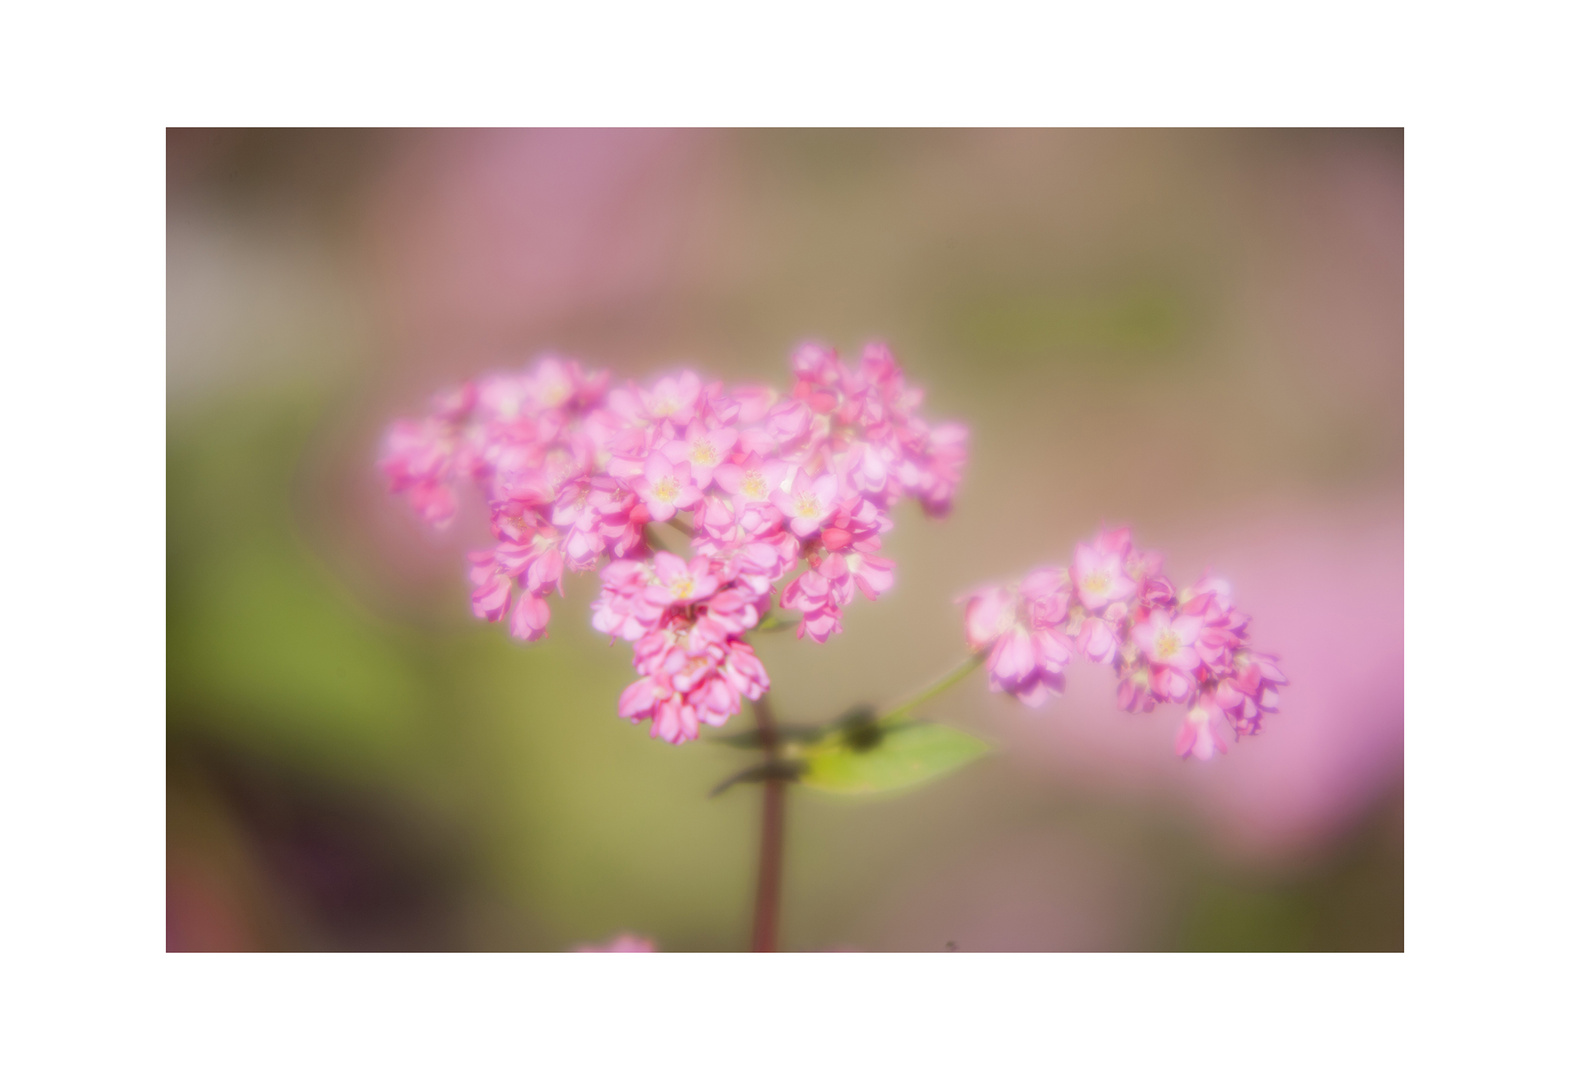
top-left (750, 692), bottom-right (786, 953)
top-left (743, 655), bottom-right (984, 951)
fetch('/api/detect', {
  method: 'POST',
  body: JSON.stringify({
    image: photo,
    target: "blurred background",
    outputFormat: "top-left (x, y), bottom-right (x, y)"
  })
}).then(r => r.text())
top-left (167, 129), bottom-right (1402, 951)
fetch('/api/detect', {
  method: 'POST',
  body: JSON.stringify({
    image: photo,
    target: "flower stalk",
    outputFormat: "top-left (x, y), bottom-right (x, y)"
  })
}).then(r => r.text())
top-left (877, 651), bottom-right (985, 723)
top-left (749, 692), bottom-right (786, 953)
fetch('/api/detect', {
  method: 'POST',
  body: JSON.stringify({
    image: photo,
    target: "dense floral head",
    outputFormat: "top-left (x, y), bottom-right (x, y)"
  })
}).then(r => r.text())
top-left (380, 341), bottom-right (968, 743)
top-left (960, 527), bottom-right (1286, 761)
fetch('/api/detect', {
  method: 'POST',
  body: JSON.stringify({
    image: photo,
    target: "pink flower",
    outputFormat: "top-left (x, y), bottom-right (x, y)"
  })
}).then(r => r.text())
top-left (645, 551), bottom-right (721, 608)
top-left (765, 398), bottom-right (812, 445)
top-left (608, 556), bottom-right (772, 743)
top-left (729, 383), bottom-right (776, 425)
top-left (641, 371), bottom-right (702, 425)
top-left (468, 551), bottom-right (511, 622)
top-left (714, 456), bottom-right (787, 506)
top-left (510, 591), bottom-right (551, 641)
top-left (650, 699), bottom-right (700, 744)
top-left (960, 585), bottom-right (1072, 707)
top-left (986, 624), bottom-right (1070, 707)
top-left (1076, 616), bottom-right (1119, 664)
top-left (914, 422), bottom-right (969, 518)
top-left (962, 585), bottom-right (1014, 652)
top-left (632, 450), bottom-right (701, 522)
top-left (489, 496), bottom-right (546, 544)
top-left (726, 540), bottom-right (795, 596)
top-left (379, 419), bottom-right (460, 528)
top-left (771, 471), bottom-right (838, 537)
top-left (526, 356), bottom-right (608, 412)
top-left (1175, 696), bottom-right (1228, 761)
top-left (1214, 651), bottom-right (1288, 736)
top-left (663, 426), bottom-right (739, 490)
top-left (1072, 533), bottom-right (1136, 612)
top-left (843, 551), bottom-right (896, 600)
top-left (1020, 566), bottom-right (1073, 628)
top-left (619, 674), bottom-right (673, 720)
top-left (842, 441), bottom-right (892, 497)
top-left (591, 560), bottom-right (662, 641)
top-left (1131, 609), bottom-right (1203, 672)
top-left (780, 569), bottom-right (842, 643)
top-left (721, 641), bottom-right (770, 699)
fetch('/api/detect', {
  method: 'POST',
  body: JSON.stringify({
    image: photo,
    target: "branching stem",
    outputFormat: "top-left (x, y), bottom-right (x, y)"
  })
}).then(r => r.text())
top-left (877, 651), bottom-right (986, 722)
top-left (743, 655), bottom-right (983, 950)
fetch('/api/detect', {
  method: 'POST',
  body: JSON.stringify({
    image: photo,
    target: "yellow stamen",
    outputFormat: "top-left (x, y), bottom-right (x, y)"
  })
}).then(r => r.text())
top-left (1154, 628), bottom-right (1181, 661)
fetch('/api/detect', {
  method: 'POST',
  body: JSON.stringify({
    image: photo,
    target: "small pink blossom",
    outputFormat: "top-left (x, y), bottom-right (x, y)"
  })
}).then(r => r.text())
top-left (468, 551), bottom-right (511, 623)
top-left (591, 560), bottom-right (661, 641)
top-left (642, 371), bottom-right (703, 425)
top-left (960, 585), bottom-right (1072, 707)
top-left (1131, 609), bottom-right (1203, 671)
top-left (1020, 566), bottom-right (1073, 627)
top-left (663, 426), bottom-right (739, 490)
top-left (714, 456), bottom-right (787, 506)
top-left (1072, 533), bottom-right (1136, 612)
top-left (780, 569), bottom-right (842, 643)
top-left (1175, 696), bottom-right (1228, 761)
top-left (645, 552), bottom-right (721, 608)
top-left (765, 398), bottom-right (812, 445)
top-left (1076, 616), bottom-right (1119, 664)
top-left (632, 451), bottom-right (702, 522)
top-left (510, 591), bottom-right (551, 641)
top-left (379, 419), bottom-right (460, 528)
top-left (771, 471), bottom-right (838, 537)
top-left (843, 551), bottom-right (896, 600)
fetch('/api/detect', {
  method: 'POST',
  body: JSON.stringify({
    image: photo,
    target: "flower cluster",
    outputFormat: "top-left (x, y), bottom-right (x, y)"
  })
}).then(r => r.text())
top-left (380, 343), bottom-right (968, 744)
top-left (960, 528), bottom-right (1286, 760)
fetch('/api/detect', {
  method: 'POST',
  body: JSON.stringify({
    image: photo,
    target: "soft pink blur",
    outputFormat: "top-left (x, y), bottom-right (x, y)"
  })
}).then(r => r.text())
top-left (365, 129), bottom-right (716, 360)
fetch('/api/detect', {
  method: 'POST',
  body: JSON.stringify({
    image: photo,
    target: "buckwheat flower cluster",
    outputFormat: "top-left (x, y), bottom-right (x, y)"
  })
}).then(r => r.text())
top-left (960, 528), bottom-right (1286, 760)
top-left (380, 343), bottom-right (968, 744)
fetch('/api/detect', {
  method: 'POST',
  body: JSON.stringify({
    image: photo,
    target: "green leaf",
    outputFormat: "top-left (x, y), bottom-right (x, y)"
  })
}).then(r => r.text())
top-left (798, 720), bottom-right (990, 796)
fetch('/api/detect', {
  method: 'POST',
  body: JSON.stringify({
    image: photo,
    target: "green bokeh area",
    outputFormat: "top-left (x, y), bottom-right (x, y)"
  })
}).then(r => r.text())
top-left (169, 394), bottom-right (759, 950)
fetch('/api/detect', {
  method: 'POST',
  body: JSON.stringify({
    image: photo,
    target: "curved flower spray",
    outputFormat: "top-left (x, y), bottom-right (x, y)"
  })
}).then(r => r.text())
top-left (380, 342), bottom-right (1285, 949)
top-left (960, 527), bottom-right (1287, 761)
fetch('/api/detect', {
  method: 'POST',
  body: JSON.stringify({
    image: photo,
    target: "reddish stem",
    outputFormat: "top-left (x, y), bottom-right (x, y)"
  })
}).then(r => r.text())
top-left (750, 693), bottom-right (786, 952)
